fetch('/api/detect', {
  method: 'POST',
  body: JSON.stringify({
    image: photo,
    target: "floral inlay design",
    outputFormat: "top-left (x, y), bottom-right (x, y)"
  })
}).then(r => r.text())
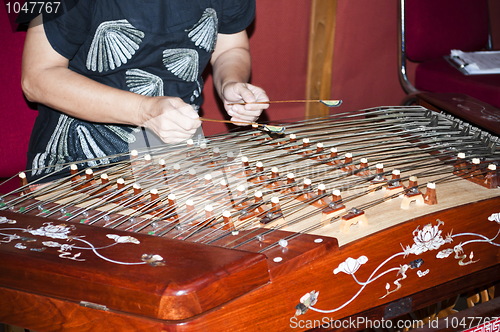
top-left (0, 220), bottom-right (165, 267)
top-left (401, 221), bottom-right (450, 256)
top-left (294, 213), bottom-right (500, 316)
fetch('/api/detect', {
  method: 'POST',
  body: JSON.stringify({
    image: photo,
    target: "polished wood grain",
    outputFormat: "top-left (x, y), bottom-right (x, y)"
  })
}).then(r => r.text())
top-left (0, 210), bottom-right (270, 321)
top-left (1, 197), bottom-right (498, 331)
top-left (417, 92), bottom-right (500, 136)
top-left (306, 0), bottom-right (338, 119)
top-left (1, 107), bottom-right (498, 330)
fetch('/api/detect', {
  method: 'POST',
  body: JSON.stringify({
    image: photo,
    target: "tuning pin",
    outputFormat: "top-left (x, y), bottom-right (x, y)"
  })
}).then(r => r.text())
top-left (185, 199), bottom-right (195, 214)
top-left (270, 196), bottom-right (281, 213)
top-left (233, 185), bottom-right (249, 210)
top-left (484, 164), bottom-right (498, 188)
top-left (241, 156), bottom-right (252, 177)
top-left (70, 164), bottom-right (79, 181)
top-left (260, 196), bottom-right (283, 224)
top-left (85, 168), bottom-right (93, 181)
top-left (76, 168), bottom-right (95, 189)
top-left (204, 174), bottom-right (213, 186)
top-left (252, 123), bottom-right (260, 136)
top-left (303, 178), bottom-right (312, 192)
top-left (222, 210), bottom-right (235, 231)
top-left (454, 153), bottom-right (467, 175)
top-left (332, 189), bottom-right (343, 204)
top-left (327, 147), bottom-right (339, 165)
top-left (283, 173), bottom-right (298, 194)
top-left (199, 142), bottom-right (207, 154)
top-left (226, 151), bottom-right (235, 163)
top-left (254, 191), bottom-right (263, 203)
top-left (371, 163), bottom-right (386, 183)
top-left (18, 172), bottom-right (30, 195)
top-left (100, 173), bottom-right (109, 186)
top-left (356, 157), bottom-right (370, 177)
top-left (287, 134), bottom-right (298, 150)
top-left (322, 189), bottom-right (345, 214)
top-left (184, 139), bottom-right (194, 156)
top-left (423, 183), bottom-right (437, 205)
top-left (255, 161), bottom-right (264, 174)
top-left (317, 183), bottom-right (326, 196)
top-left (204, 204), bottom-right (214, 219)
top-left (315, 142), bottom-right (324, 154)
top-left (131, 183), bottom-right (143, 206)
top-left (270, 166), bottom-right (280, 180)
top-left (401, 176), bottom-right (425, 209)
top-left (388, 170), bottom-right (403, 188)
top-left (212, 147), bottom-right (220, 158)
top-left (187, 168), bottom-right (197, 179)
top-left (296, 178), bottom-right (314, 202)
top-left (149, 188), bottom-right (159, 202)
top-left (130, 149), bottom-right (139, 160)
top-left (312, 183), bottom-right (331, 208)
top-left (407, 176), bottom-right (419, 192)
top-left (172, 163), bottom-right (181, 174)
top-left (301, 138), bottom-right (312, 155)
top-left (342, 153), bottom-right (355, 172)
top-left (133, 183), bottom-right (142, 196)
top-left (18, 172), bottom-right (28, 188)
top-left (116, 178), bottom-right (125, 190)
top-left (469, 158), bottom-right (482, 178)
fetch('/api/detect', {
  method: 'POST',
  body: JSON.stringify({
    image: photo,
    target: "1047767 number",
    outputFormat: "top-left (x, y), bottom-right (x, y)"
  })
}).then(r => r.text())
top-left (443, 316), bottom-right (499, 330)
top-left (5, 1), bottom-right (61, 14)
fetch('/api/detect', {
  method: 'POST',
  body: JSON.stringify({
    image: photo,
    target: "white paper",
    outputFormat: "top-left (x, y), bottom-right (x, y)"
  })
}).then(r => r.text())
top-left (448, 49), bottom-right (500, 75)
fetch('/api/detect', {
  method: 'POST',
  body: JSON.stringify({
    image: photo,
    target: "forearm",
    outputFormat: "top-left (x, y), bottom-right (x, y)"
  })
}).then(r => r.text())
top-left (21, 16), bottom-right (201, 144)
top-left (211, 42), bottom-right (252, 98)
top-left (210, 31), bottom-right (268, 123)
top-left (22, 65), bottom-right (148, 126)
top-left (21, 16), bottom-right (148, 126)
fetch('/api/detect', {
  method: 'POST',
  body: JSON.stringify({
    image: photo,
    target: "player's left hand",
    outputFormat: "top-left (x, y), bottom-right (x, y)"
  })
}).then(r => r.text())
top-left (222, 82), bottom-right (269, 125)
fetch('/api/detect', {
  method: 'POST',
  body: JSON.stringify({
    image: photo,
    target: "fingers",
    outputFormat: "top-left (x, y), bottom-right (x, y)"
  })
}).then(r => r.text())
top-left (223, 83), bottom-right (269, 125)
top-left (143, 97), bottom-right (201, 144)
top-left (227, 107), bottom-right (261, 124)
top-left (234, 83), bottom-right (258, 103)
top-left (174, 104), bottom-right (202, 131)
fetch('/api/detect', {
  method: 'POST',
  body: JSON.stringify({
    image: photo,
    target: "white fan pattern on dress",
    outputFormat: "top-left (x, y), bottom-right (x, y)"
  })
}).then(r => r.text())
top-left (162, 49), bottom-right (199, 82)
top-left (32, 115), bottom-right (72, 176)
top-left (31, 114), bottom-right (135, 176)
top-left (126, 69), bottom-right (164, 96)
top-left (187, 8), bottom-right (218, 52)
top-left (86, 19), bottom-right (145, 72)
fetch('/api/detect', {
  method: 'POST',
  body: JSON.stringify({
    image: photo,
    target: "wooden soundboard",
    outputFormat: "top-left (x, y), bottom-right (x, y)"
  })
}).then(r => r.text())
top-left (0, 107), bottom-right (498, 331)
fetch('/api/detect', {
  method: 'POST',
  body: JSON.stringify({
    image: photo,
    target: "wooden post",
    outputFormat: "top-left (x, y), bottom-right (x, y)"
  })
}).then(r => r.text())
top-left (306, 0), bottom-right (338, 119)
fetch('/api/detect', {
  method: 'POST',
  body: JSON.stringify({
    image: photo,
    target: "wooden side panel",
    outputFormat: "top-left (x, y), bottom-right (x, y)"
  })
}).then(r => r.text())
top-left (0, 287), bottom-right (168, 332)
top-left (177, 198), bottom-right (500, 330)
top-left (417, 92), bottom-right (500, 135)
top-left (306, 0), bottom-right (337, 118)
top-left (1, 198), bottom-right (498, 331)
top-left (0, 210), bottom-right (270, 321)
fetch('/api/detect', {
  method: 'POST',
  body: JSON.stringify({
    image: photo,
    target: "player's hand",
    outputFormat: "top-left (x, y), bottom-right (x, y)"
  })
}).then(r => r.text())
top-left (222, 82), bottom-right (269, 125)
top-left (140, 97), bottom-right (201, 144)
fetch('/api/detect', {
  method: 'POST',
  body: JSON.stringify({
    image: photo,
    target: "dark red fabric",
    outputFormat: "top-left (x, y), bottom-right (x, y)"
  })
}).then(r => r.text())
top-left (415, 58), bottom-right (500, 108)
top-left (405, 0), bottom-right (490, 62)
top-left (0, 16), bottom-right (37, 180)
